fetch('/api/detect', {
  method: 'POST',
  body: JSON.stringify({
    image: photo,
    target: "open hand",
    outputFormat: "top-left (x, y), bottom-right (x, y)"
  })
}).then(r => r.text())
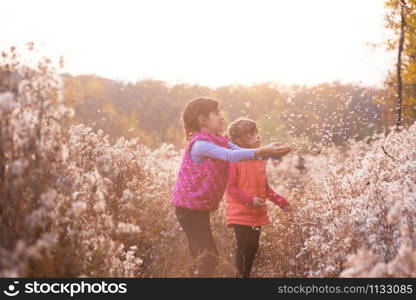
top-left (253, 197), bottom-right (266, 208)
top-left (266, 142), bottom-right (292, 158)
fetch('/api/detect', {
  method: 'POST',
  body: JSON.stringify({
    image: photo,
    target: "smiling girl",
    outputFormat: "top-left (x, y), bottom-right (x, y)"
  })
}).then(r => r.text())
top-left (225, 117), bottom-right (291, 278)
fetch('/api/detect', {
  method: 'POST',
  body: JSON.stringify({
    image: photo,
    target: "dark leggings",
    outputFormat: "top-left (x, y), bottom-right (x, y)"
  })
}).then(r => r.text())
top-left (175, 206), bottom-right (219, 277)
top-left (232, 224), bottom-right (261, 278)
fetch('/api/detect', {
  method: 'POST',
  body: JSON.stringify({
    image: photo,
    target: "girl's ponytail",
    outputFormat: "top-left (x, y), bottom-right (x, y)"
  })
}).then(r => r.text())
top-left (181, 97), bottom-right (220, 142)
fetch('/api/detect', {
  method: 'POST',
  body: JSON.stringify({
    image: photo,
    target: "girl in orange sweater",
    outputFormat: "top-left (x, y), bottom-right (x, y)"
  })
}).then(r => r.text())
top-left (225, 118), bottom-right (292, 277)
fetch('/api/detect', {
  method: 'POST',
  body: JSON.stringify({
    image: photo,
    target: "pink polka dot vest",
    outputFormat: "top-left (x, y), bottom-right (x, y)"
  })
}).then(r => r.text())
top-left (171, 130), bottom-right (230, 211)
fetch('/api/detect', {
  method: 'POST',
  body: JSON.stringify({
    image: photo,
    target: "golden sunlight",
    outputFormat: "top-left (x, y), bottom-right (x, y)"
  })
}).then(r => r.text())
top-left (1, 0), bottom-right (392, 87)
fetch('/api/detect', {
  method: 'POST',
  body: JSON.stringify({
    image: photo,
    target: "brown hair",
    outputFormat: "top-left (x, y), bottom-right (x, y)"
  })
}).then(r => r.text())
top-left (227, 117), bottom-right (258, 146)
top-left (182, 97), bottom-right (220, 141)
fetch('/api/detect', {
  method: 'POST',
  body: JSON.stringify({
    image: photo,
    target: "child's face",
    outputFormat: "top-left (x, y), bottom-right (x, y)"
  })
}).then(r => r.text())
top-left (238, 129), bottom-right (261, 148)
top-left (199, 108), bottom-right (225, 134)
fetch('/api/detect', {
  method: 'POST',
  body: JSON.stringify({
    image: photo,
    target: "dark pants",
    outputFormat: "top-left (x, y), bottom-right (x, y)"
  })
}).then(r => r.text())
top-left (175, 206), bottom-right (219, 277)
top-left (232, 224), bottom-right (261, 278)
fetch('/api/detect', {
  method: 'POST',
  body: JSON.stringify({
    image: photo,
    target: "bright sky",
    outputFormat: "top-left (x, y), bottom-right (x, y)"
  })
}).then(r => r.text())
top-left (1, 0), bottom-right (394, 88)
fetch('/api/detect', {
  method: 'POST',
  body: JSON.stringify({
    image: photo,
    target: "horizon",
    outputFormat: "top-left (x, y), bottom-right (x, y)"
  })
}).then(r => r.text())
top-left (59, 71), bottom-right (387, 89)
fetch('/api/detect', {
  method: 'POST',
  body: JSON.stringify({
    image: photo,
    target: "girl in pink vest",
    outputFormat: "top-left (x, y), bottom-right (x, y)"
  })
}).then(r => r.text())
top-left (171, 97), bottom-right (290, 277)
top-left (225, 117), bottom-right (292, 277)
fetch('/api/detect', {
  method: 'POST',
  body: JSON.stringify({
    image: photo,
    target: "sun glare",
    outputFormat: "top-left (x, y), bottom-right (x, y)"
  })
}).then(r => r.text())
top-left (1, 0), bottom-right (392, 87)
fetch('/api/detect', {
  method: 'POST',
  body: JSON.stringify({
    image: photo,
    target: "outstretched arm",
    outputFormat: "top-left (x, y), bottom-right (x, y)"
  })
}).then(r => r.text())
top-left (192, 140), bottom-right (255, 163)
top-left (191, 140), bottom-right (291, 163)
top-left (228, 141), bottom-right (280, 161)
